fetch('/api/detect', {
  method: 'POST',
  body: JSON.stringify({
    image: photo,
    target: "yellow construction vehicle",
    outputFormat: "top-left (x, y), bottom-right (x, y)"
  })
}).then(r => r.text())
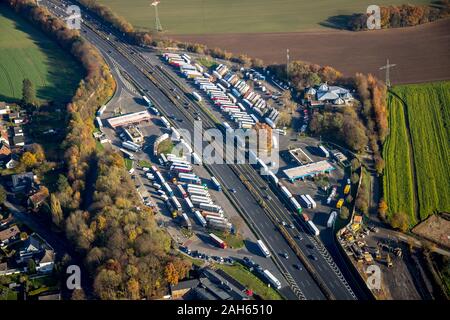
top-left (344, 184), bottom-right (351, 195)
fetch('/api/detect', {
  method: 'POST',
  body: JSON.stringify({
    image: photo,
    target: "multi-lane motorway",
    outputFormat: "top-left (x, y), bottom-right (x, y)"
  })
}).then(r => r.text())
top-left (42, 0), bottom-right (370, 300)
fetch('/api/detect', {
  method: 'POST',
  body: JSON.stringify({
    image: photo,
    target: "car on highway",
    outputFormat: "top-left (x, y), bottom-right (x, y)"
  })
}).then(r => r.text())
top-left (293, 264), bottom-right (303, 271)
top-left (282, 252), bottom-right (289, 259)
top-left (309, 255), bottom-right (318, 261)
top-left (281, 221), bottom-right (287, 227)
top-left (294, 234), bottom-right (303, 240)
top-left (230, 188), bottom-right (237, 194)
top-left (290, 224), bottom-right (295, 229)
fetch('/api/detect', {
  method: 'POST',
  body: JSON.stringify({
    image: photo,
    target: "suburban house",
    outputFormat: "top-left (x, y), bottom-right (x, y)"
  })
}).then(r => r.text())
top-left (9, 112), bottom-right (24, 125)
top-left (1, 154), bottom-right (19, 169)
top-left (0, 102), bottom-right (10, 115)
top-left (12, 135), bottom-right (25, 147)
top-left (0, 141), bottom-right (11, 158)
top-left (170, 279), bottom-right (200, 299)
top-left (170, 268), bottom-right (249, 300)
top-left (305, 83), bottom-right (354, 106)
top-left (11, 172), bottom-right (35, 192)
top-left (0, 126), bottom-right (9, 145)
top-left (17, 233), bottom-right (55, 274)
top-left (13, 127), bottom-right (24, 137)
top-left (0, 225), bottom-right (21, 246)
top-left (28, 187), bottom-right (49, 210)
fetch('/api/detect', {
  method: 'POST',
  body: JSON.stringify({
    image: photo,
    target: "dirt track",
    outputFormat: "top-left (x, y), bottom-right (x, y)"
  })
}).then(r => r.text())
top-left (172, 19), bottom-right (450, 85)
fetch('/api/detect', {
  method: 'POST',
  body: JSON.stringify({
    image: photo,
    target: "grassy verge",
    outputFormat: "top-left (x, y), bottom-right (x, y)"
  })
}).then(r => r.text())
top-left (124, 158), bottom-right (133, 171)
top-left (197, 57), bottom-right (218, 69)
top-left (157, 139), bottom-right (174, 155)
top-left (210, 230), bottom-right (244, 249)
top-left (138, 160), bottom-right (152, 168)
top-left (216, 263), bottom-right (283, 300)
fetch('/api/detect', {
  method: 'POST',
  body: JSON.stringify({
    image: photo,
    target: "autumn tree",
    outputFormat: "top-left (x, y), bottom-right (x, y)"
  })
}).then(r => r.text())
top-left (20, 152), bottom-right (37, 169)
top-left (50, 194), bottom-right (64, 227)
top-left (389, 212), bottom-right (409, 232)
top-left (378, 199), bottom-right (388, 221)
top-left (164, 262), bottom-right (179, 286)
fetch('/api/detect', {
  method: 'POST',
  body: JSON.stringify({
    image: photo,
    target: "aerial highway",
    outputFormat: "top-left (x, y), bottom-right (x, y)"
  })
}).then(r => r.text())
top-left (42, 0), bottom-right (369, 300)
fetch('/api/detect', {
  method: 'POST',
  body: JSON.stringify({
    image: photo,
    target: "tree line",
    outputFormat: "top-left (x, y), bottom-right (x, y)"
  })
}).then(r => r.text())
top-left (348, 1), bottom-right (450, 31)
top-left (6, 0), bottom-right (189, 299)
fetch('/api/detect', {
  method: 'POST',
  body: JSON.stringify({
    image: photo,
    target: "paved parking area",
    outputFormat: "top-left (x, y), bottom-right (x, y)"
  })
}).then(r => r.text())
top-left (99, 86), bottom-right (289, 288)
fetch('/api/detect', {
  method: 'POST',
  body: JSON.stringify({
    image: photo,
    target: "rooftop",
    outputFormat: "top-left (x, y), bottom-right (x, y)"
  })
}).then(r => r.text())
top-left (283, 160), bottom-right (335, 180)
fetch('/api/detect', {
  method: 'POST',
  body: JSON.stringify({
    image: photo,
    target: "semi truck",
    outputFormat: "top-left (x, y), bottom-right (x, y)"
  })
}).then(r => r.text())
top-left (211, 176), bottom-right (222, 191)
top-left (305, 194), bottom-right (317, 209)
top-left (193, 210), bottom-right (207, 227)
top-left (257, 240), bottom-right (271, 258)
top-left (200, 203), bottom-right (222, 213)
top-left (209, 233), bottom-right (227, 249)
top-left (122, 141), bottom-right (140, 152)
top-left (192, 91), bottom-right (202, 102)
top-left (300, 195), bottom-right (312, 209)
top-left (307, 220), bottom-right (320, 236)
top-left (263, 270), bottom-right (281, 290)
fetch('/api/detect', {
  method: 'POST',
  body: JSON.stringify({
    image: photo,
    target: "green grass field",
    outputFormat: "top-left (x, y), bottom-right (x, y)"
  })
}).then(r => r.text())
top-left (216, 263), bottom-right (283, 300)
top-left (383, 82), bottom-right (450, 225)
top-left (98, 0), bottom-right (430, 34)
top-left (0, 4), bottom-right (82, 103)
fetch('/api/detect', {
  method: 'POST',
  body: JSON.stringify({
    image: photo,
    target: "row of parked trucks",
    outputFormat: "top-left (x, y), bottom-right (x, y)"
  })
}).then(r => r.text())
top-left (159, 153), bottom-right (231, 233)
top-left (214, 64), bottom-right (281, 130)
top-left (193, 67), bottom-right (257, 130)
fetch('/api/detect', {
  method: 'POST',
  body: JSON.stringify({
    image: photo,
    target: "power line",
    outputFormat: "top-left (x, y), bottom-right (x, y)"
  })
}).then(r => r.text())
top-left (151, 1), bottom-right (163, 32)
top-left (379, 58), bottom-right (396, 88)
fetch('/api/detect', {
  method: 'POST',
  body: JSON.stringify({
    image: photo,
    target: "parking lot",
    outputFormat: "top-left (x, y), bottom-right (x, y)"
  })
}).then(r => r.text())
top-left (98, 86), bottom-right (290, 290)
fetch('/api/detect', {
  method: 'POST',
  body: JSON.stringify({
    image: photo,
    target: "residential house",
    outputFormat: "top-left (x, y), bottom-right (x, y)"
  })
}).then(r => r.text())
top-left (306, 83), bottom-right (354, 106)
top-left (1, 154), bottom-right (19, 169)
top-left (13, 135), bottom-right (25, 147)
top-left (0, 102), bottom-right (10, 115)
top-left (13, 127), bottom-right (24, 137)
top-left (170, 279), bottom-right (200, 299)
top-left (28, 187), bottom-right (49, 210)
top-left (11, 172), bottom-right (35, 192)
top-left (0, 225), bottom-right (20, 246)
top-left (0, 126), bottom-right (9, 145)
top-left (17, 233), bottom-right (55, 274)
top-left (9, 112), bottom-right (24, 125)
top-left (0, 141), bottom-right (11, 158)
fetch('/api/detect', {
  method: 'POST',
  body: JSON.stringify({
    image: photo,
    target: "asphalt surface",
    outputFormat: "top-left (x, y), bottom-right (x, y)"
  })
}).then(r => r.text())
top-left (42, 0), bottom-right (367, 300)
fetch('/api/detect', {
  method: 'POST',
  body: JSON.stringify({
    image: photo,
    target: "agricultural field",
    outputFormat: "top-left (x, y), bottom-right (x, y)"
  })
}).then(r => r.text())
top-left (0, 4), bottom-right (82, 103)
top-left (383, 94), bottom-right (416, 225)
top-left (98, 0), bottom-right (430, 34)
top-left (383, 82), bottom-right (450, 226)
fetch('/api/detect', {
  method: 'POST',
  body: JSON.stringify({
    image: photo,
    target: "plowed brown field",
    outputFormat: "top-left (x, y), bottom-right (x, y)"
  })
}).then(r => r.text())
top-left (172, 19), bottom-right (450, 85)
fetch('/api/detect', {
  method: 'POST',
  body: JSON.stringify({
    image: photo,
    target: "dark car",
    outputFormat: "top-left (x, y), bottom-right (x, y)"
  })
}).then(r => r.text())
top-left (293, 264), bottom-right (303, 271)
top-left (309, 255), bottom-right (318, 261)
